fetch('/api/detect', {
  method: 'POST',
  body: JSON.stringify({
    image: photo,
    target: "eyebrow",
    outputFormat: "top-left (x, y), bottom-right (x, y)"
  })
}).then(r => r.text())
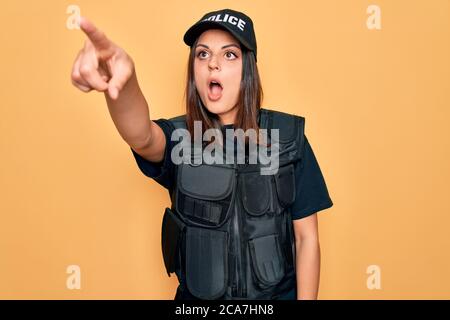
top-left (195, 43), bottom-right (241, 50)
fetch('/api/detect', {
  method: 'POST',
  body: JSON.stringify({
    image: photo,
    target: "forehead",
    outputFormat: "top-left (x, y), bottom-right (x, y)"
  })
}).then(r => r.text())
top-left (196, 28), bottom-right (241, 48)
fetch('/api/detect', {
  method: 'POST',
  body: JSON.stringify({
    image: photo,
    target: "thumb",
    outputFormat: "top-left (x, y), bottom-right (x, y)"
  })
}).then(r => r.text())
top-left (107, 64), bottom-right (132, 100)
top-left (108, 75), bottom-right (126, 100)
top-left (108, 85), bottom-right (119, 100)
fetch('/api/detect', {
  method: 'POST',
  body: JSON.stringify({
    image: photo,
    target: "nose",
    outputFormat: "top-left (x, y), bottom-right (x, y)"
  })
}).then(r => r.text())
top-left (208, 54), bottom-right (220, 71)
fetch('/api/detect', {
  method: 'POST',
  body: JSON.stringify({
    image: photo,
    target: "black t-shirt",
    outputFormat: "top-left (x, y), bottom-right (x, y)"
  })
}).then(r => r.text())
top-left (130, 118), bottom-right (333, 220)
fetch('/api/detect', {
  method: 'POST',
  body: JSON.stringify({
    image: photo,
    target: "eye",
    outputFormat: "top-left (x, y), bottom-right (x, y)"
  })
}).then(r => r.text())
top-left (196, 50), bottom-right (209, 59)
top-left (225, 51), bottom-right (238, 59)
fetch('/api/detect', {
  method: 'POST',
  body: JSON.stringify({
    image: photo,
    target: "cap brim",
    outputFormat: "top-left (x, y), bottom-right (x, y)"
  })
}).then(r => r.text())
top-left (183, 21), bottom-right (253, 52)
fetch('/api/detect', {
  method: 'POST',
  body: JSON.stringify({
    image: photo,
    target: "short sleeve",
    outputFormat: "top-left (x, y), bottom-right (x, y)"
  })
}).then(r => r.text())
top-left (291, 135), bottom-right (333, 220)
top-left (129, 119), bottom-right (176, 191)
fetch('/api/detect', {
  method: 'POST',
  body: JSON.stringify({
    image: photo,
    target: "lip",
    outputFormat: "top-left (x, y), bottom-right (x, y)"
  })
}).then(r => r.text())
top-left (207, 77), bottom-right (223, 88)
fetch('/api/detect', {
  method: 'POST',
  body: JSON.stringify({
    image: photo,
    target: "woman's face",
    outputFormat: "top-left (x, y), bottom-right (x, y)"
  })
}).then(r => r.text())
top-left (194, 28), bottom-right (243, 125)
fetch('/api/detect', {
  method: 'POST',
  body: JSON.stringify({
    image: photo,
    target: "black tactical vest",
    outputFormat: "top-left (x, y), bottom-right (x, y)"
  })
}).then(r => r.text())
top-left (161, 108), bottom-right (305, 300)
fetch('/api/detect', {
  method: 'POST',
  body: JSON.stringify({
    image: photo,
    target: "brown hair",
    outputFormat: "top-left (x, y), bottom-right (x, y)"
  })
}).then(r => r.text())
top-left (183, 34), bottom-right (264, 141)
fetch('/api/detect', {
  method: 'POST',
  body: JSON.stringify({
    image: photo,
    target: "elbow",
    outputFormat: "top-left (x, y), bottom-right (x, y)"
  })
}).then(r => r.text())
top-left (129, 128), bottom-right (153, 151)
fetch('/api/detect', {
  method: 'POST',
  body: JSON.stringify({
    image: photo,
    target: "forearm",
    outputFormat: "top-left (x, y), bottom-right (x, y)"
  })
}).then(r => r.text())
top-left (295, 238), bottom-right (321, 300)
top-left (104, 70), bottom-right (152, 149)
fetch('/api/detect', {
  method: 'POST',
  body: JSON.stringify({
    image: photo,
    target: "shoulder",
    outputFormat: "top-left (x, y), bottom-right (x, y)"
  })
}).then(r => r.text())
top-left (260, 108), bottom-right (305, 144)
top-left (167, 114), bottom-right (187, 129)
top-left (260, 108), bottom-right (305, 124)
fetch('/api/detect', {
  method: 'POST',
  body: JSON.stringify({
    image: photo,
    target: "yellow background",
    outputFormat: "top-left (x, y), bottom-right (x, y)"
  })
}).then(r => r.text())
top-left (0, 0), bottom-right (449, 299)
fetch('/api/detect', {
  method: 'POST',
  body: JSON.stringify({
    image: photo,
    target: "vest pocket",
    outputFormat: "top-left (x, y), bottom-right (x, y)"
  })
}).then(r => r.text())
top-left (185, 226), bottom-right (228, 299)
top-left (241, 173), bottom-right (271, 216)
top-left (274, 164), bottom-right (296, 208)
top-left (161, 208), bottom-right (185, 276)
top-left (248, 234), bottom-right (285, 288)
top-left (176, 164), bottom-right (235, 226)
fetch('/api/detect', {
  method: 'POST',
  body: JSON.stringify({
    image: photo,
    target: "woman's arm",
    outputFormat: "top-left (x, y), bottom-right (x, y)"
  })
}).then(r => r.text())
top-left (293, 213), bottom-right (321, 300)
top-left (71, 17), bottom-right (166, 162)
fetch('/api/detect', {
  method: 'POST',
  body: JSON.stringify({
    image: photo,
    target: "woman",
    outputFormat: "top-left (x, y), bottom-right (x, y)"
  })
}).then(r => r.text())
top-left (71, 8), bottom-right (333, 300)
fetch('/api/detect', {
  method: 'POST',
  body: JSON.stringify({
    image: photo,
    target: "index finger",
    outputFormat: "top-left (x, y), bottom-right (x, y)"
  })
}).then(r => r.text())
top-left (79, 17), bottom-right (113, 53)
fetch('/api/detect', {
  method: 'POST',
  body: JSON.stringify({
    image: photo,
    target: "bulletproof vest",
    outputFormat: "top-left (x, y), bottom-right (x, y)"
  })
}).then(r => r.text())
top-left (161, 108), bottom-right (305, 300)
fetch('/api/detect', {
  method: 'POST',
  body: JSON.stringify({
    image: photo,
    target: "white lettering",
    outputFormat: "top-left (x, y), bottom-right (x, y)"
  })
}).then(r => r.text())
top-left (175, 304), bottom-right (210, 317)
top-left (201, 15), bottom-right (246, 31)
top-left (237, 19), bottom-right (246, 31)
top-left (170, 121), bottom-right (279, 174)
top-left (66, 5), bottom-right (81, 30)
top-left (366, 264), bottom-right (382, 289)
top-left (366, 5), bottom-right (382, 30)
top-left (66, 265), bottom-right (81, 289)
top-left (228, 16), bottom-right (238, 25)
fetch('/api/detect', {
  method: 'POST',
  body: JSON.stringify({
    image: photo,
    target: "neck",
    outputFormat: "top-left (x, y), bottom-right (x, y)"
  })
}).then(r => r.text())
top-left (218, 106), bottom-right (238, 125)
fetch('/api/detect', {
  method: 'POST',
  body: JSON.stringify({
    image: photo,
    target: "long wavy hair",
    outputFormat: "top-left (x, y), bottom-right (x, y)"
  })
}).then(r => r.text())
top-left (184, 32), bottom-right (264, 142)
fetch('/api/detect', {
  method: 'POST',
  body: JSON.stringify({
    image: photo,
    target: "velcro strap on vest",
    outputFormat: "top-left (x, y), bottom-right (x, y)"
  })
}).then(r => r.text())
top-left (184, 197), bottom-right (222, 225)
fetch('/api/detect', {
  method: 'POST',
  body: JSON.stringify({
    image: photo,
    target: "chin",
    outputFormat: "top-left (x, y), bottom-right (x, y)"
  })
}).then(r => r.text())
top-left (201, 96), bottom-right (235, 115)
top-left (204, 103), bottom-right (233, 115)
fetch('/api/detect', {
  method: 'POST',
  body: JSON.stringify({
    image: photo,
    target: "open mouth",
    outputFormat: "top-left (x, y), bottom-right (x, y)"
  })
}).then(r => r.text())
top-left (208, 80), bottom-right (223, 101)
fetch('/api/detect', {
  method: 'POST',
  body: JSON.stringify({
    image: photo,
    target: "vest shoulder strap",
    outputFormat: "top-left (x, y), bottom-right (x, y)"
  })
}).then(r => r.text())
top-left (168, 114), bottom-right (187, 130)
top-left (259, 108), bottom-right (306, 160)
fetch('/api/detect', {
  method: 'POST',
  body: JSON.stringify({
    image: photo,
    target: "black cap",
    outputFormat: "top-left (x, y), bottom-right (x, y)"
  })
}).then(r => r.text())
top-left (183, 9), bottom-right (257, 62)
